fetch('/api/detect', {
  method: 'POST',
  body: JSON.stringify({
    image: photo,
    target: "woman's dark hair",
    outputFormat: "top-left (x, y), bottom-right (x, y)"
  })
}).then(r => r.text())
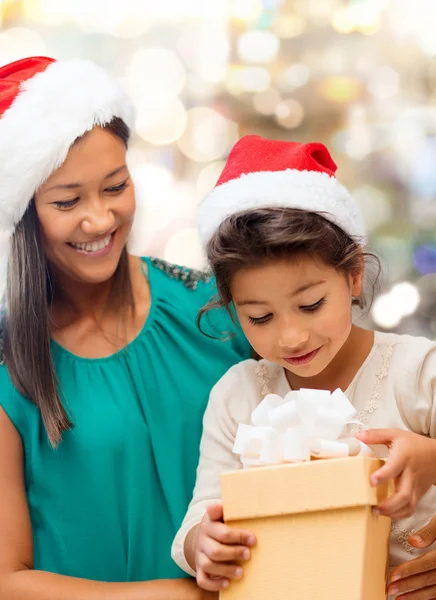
top-left (199, 207), bottom-right (380, 326)
top-left (2, 117), bottom-right (132, 447)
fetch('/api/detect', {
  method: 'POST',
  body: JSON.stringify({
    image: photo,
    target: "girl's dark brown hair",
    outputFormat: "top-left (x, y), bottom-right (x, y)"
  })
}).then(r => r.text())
top-left (1, 117), bottom-right (133, 447)
top-left (199, 207), bottom-right (380, 327)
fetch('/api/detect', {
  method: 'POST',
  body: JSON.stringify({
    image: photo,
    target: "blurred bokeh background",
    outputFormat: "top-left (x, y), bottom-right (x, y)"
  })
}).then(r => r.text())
top-left (1, 0), bottom-right (436, 335)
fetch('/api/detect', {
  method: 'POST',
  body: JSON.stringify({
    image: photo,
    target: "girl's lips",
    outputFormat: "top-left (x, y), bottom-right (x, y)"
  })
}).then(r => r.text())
top-left (284, 347), bottom-right (321, 366)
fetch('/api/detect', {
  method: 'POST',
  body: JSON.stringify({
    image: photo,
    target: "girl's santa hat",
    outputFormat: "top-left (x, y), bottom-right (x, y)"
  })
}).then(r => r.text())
top-left (198, 135), bottom-right (365, 246)
top-left (0, 56), bottom-right (135, 238)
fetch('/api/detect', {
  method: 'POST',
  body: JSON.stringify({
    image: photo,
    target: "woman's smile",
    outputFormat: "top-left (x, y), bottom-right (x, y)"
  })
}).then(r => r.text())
top-left (67, 229), bottom-right (117, 257)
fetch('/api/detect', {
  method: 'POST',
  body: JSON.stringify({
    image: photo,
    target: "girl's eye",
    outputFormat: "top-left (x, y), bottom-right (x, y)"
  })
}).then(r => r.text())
top-left (248, 314), bottom-right (272, 325)
top-left (53, 198), bottom-right (79, 210)
top-left (106, 180), bottom-right (128, 193)
top-left (300, 298), bottom-right (326, 312)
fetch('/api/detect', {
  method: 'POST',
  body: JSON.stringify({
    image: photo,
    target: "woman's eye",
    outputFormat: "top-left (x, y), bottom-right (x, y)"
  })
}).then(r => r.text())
top-left (53, 198), bottom-right (79, 210)
top-left (248, 314), bottom-right (272, 325)
top-left (300, 298), bottom-right (326, 312)
top-left (106, 180), bottom-right (128, 193)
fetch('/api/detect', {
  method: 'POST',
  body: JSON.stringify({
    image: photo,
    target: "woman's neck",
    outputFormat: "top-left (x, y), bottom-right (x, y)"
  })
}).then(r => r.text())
top-left (285, 326), bottom-right (375, 393)
top-left (54, 277), bottom-right (113, 320)
top-left (48, 255), bottom-right (151, 358)
top-left (49, 255), bottom-right (144, 327)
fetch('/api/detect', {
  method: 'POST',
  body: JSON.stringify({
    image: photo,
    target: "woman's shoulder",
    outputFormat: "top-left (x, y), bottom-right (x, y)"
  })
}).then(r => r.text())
top-left (146, 256), bottom-right (213, 297)
top-left (145, 255), bottom-right (218, 315)
top-left (0, 360), bottom-right (33, 437)
top-left (0, 326), bottom-right (39, 434)
top-left (143, 256), bottom-right (252, 360)
top-left (0, 360), bottom-right (15, 401)
top-left (0, 325), bottom-right (4, 366)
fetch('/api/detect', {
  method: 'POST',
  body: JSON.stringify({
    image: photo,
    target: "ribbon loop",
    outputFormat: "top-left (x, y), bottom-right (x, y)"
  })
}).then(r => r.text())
top-left (233, 388), bottom-right (373, 468)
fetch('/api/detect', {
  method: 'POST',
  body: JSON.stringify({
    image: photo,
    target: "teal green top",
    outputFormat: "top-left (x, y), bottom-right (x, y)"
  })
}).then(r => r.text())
top-left (0, 257), bottom-right (251, 582)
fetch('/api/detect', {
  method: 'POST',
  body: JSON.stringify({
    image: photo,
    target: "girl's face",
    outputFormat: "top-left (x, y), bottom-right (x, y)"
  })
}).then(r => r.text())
top-left (34, 126), bottom-right (135, 285)
top-left (231, 257), bottom-right (363, 378)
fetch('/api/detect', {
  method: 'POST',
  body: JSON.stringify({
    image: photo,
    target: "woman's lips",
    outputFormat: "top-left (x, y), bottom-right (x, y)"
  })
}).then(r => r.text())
top-left (67, 230), bottom-right (117, 257)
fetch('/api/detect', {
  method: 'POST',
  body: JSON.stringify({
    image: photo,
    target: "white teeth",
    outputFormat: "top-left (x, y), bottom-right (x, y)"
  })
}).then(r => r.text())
top-left (70, 234), bottom-right (112, 253)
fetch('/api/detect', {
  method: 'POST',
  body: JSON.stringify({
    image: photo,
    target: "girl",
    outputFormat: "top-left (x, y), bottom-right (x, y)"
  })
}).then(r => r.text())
top-left (0, 57), bottom-right (251, 599)
top-left (172, 135), bottom-right (436, 599)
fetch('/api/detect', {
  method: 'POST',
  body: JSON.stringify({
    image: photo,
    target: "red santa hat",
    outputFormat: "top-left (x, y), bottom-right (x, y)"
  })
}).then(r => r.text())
top-left (0, 56), bottom-right (135, 238)
top-left (197, 135), bottom-right (365, 246)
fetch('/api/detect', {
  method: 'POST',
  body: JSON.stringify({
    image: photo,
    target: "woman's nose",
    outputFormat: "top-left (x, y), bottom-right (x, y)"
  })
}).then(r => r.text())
top-left (81, 199), bottom-right (115, 236)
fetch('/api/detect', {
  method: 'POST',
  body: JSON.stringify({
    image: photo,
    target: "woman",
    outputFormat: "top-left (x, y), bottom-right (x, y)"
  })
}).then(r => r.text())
top-left (0, 56), bottom-right (250, 599)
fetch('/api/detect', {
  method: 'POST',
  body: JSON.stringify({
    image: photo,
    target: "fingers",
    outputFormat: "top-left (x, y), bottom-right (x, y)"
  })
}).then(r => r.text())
top-left (389, 550), bottom-right (436, 583)
top-left (409, 517), bottom-right (436, 549)
top-left (357, 428), bottom-right (399, 446)
top-left (195, 537), bottom-right (246, 593)
top-left (397, 586), bottom-right (436, 600)
top-left (371, 454), bottom-right (405, 487)
top-left (201, 534), bottom-right (252, 564)
top-left (207, 503), bottom-right (224, 523)
top-left (374, 471), bottom-right (416, 519)
top-left (206, 519), bottom-right (256, 547)
top-left (195, 515), bottom-right (256, 592)
top-left (388, 567), bottom-right (436, 598)
top-left (391, 582), bottom-right (436, 599)
top-left (198, 549), bottom-right (245, 579)
top-left (197, 569), bottom-right (229, 593)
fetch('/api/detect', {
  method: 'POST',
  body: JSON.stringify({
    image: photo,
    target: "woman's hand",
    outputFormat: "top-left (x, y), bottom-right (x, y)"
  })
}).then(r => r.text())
top-left (356, 429), bottom-right (436, 520)
top-left (194, 503), bottom-right (256, 592)
top-left (387, 516), bottom-right (436, 598)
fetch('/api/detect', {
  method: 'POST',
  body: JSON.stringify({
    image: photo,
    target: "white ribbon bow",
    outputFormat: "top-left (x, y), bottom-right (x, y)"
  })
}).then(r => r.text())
top-left (233, 388), bottom-right (373, 468)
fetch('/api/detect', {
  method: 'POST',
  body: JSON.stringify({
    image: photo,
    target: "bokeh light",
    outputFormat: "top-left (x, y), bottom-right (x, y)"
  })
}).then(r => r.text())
top-left (178, 108), bottom-right (238, 162)
top-left (368, 66), bottom-right (400, 100)
top-left (277, 63), bottom-right (310, 91)
top-left (372, 282), bottom-right (420, 329)
top-left (127, 48), bottom-right (186, 100)
top-left (136, 96), bottom-right (187, 145)
top-left (164, 228), bottom-right (205, 270)
top-left (253, 88), bottom-right (281, 115)
top-left (271, 14), bottom-right (306, 38)
top-left (275, 99), bottom-right (304, 129)
top-left (0, 27), bottom-right (46, 64)
top-left (1, 0), bottom-right (436, 335)
top-left (318, 76), bottom-right (363, 103)
top-left (237, 31), bottom-right (280, 64)
top-left (196, 161), bottom-right (226, 202)
top-left (239, 66), bottom-right (271, 93)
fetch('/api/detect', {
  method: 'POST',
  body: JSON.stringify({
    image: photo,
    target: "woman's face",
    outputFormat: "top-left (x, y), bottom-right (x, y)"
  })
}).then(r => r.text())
top-left (231, 257), bottom-right (363, 379)
top-left (34, 126), bottom-right (135, 285)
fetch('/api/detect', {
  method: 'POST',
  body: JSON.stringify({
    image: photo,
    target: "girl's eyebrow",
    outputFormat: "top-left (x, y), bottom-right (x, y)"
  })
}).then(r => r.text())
top-left (236, 280), bottom-right (326, 306)
top-left (291, 280), bottom-right (326, 296)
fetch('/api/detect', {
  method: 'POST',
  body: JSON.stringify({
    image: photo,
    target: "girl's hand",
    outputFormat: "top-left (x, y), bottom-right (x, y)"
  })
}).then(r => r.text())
top-left (387, 516), bottom-right (436, 599)
top-left (195, 503), bottom-right (256, 592)
top-left (356, 429), bottom-right (436, 520)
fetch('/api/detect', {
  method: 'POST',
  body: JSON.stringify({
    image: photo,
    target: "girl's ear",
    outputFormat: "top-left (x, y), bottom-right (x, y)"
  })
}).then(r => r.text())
top-left (349, 251), bottom-right (365, 298)
top-left (350, 270), bottom-right (364, 297)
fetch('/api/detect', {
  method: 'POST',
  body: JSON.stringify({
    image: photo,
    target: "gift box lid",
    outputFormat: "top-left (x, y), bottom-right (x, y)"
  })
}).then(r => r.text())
top-left (221, 456), bottom-right (390, 521)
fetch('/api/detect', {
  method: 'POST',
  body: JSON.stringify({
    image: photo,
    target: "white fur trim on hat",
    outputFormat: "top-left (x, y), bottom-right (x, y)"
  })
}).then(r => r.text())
top-left (0, 59), bottom-right (135, 236)
top-left (197, 168), bottom-right (365, 246)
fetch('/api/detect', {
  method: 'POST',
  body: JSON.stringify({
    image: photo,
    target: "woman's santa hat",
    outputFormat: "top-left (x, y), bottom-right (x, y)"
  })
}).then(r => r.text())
top-left (197, 135), bottom-right (365, 246)
top-left (0, 56), bottom-right (135, 238)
